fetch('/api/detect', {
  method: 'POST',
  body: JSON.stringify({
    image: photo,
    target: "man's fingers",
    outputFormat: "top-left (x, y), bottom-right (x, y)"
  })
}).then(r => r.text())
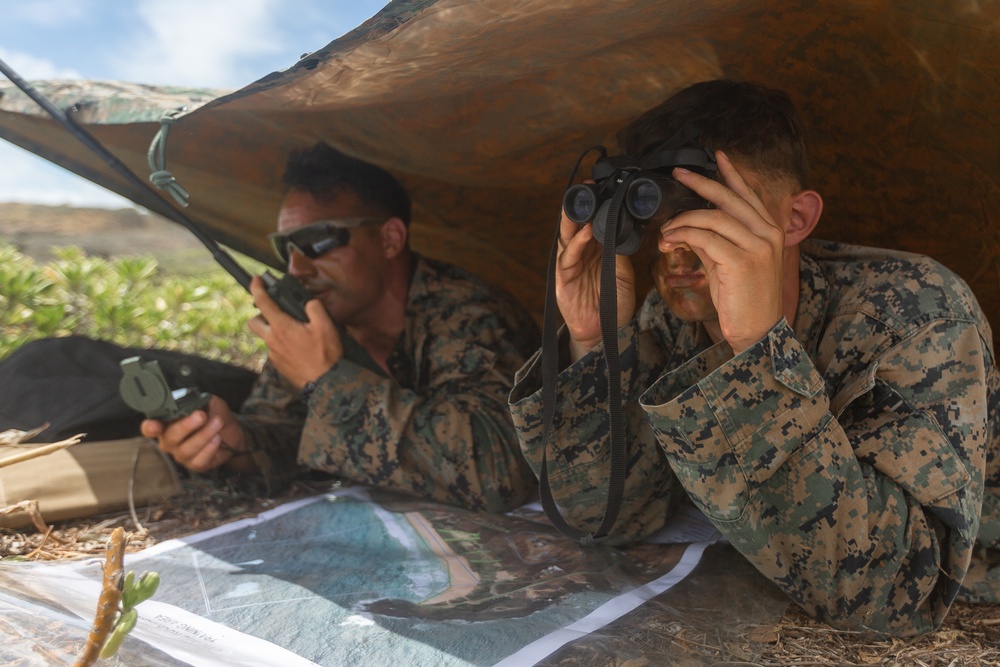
top-left (168, 414), bottom-right (222, 468)
top-left (304, 297), bottom-right (326, 322)
top-left (669, 154), bottom-right (778, 239)
top-left (303, 298), bottom-right (338, 341)
top-left (659, 226), bottom-right (730, 270)
top-left (246, 313), bottom-right (269, 340)
top-left (140, 419), bottom-right (163, 439)
top-left (713, 151), bottom-right (776, 230)
top-left (559, 210), bottom-right (577, 246)
top-left (661, 217), bottom-right (780, 278)
top-left (249, 275), bottom-right (292, 325)
top-left (558, 221), bottom-right (596, 271)
top-left (157, 411), bottom-right (205, 454)
top-left (660, 207), bottom-right (778, 258)
top-left (162, 410), bottom-right (205, 441)
top-left (184, 434), bottom-right (224, 472)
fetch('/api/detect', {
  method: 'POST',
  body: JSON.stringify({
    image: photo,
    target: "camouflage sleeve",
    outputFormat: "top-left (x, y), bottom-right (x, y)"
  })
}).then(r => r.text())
top-left (509, 320), bottom-right (690, 544)
top-left (234, 361), bottom-right (309, 492)
top-left (966, 361), bottom-right (1000, 601)
top-left (640, 317), bottom-right (991, 636)
top-left (296, 338), bottom-right (537, 513)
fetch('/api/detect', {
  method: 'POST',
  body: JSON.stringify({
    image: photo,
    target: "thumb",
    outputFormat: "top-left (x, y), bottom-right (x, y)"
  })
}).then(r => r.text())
top-left (140, 419), bottom-right (163, 438)
top-left (304, 297), bottom-right (329, 325)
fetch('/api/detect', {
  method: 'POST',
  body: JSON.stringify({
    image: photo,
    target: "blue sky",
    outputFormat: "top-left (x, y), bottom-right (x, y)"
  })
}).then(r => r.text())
top-left (0, 0), bottom-right (387, 208)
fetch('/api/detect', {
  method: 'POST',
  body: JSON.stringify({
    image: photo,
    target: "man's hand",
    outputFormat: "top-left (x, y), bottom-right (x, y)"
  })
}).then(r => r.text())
top-left (556, 207), bottom-right (636, 362)
top-left (140, 396), bottom-right (252, 473)
top-left (247, 275), bottom-right (340, 389)
top-left (659, 150), bottom-right (785, 355)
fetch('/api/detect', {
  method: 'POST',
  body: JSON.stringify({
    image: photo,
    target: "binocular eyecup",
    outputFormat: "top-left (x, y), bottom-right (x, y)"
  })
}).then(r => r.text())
top-left (563, 174), bottom-right (703, 225)
top-left (562, 171), bottom-right (714, 255)
top-left (561, 139), bottom-right (718, 255)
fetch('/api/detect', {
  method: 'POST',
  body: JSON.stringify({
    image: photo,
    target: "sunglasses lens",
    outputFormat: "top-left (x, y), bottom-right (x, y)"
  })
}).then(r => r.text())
top-left (267, 234), bottom-right (288, 264)
top-left (269, 226), bottom-right (351, 264)
top-left (302, 234), bottom-right (348, 258)
top-left (269, 236), bottom-right (290, 264)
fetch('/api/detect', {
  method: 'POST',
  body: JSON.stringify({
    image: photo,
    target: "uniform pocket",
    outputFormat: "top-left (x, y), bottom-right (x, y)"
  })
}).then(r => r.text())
top-left (664, 432), bottom-right (750, 523)
top-left (843, 379), bottom-right (970, 505)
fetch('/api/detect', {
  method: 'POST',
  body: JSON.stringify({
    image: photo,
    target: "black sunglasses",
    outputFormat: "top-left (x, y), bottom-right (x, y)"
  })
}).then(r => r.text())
top-left (268, 218), bottom-right (384, 265)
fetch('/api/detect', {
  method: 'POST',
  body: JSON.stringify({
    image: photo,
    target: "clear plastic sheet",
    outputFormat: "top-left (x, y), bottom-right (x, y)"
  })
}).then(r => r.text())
top-left (535, 544), bottom-right (790, 666)
top-left (0, 489), bottom-right (788, 666)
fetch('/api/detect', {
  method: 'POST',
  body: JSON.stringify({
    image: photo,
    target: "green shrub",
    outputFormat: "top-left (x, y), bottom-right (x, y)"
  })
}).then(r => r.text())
top-left (0, 242), bottom-right (267, 369)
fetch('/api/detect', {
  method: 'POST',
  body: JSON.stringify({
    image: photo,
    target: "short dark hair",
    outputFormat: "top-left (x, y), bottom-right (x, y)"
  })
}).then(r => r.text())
top-left (617, 80), bottom-right (810, 189)
top-left (281, 142), bottom-right (412, 225)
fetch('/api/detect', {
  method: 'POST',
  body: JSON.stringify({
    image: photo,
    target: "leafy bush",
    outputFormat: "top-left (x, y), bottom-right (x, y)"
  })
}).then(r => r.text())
top-left (0, 242), bottom-right (267, 369)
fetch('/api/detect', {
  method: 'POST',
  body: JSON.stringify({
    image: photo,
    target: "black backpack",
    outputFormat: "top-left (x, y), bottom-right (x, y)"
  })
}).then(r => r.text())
top-left (0, 335), bottom-right (258, 442)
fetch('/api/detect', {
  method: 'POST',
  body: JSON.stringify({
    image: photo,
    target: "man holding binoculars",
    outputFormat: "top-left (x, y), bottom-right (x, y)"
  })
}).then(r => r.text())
top-left (509, 79), bottom-right (999, 637)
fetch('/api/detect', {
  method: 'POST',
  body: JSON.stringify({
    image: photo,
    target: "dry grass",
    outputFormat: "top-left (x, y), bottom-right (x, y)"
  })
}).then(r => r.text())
top-left (749, 604), bottom-right (1000, 667)
top-left (2, 476), bottom-right (999, 666)
top-left (0, 475), bottom-right (327, 561)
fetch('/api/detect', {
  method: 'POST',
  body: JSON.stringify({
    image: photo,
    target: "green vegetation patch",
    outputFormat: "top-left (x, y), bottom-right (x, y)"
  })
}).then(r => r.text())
top-left (0, 242), bottom-right (266, 369)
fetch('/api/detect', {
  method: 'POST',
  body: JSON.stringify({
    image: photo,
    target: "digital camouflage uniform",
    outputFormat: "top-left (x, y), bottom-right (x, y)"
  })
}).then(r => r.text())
top-left (237, 254), bottom-right (540, 512)
top-left (509, 239), bottom-right (1000, 636)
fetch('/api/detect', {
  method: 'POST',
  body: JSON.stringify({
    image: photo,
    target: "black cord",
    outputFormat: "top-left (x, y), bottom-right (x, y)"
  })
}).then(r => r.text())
top-left (538, 147), bottom-right (631, 544)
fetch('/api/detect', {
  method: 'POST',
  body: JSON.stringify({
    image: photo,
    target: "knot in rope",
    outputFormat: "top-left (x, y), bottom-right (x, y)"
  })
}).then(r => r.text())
top-left (147, 109), bottom-right (190, 207)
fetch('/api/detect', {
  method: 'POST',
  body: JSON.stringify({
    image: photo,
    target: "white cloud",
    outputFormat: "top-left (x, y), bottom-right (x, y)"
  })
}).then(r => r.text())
top-left (117, 0), bottom-right (286, 88)
top-left (0, 143), bottom-right (132, 208)
top-left (0, 1), bottom-right (385, 208)
top-left (0, 45), bottom-right (97, 206)
top-left (6, 0), bottom-right (89, 27)
top-left (0, 47), bottom-right (81, 80)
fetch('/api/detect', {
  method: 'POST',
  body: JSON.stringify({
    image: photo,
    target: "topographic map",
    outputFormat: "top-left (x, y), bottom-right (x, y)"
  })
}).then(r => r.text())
top-left (0, 487), bottom-right (787, 666)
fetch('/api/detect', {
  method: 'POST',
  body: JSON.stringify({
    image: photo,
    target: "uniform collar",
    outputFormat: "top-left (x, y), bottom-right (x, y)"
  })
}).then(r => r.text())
top-left (792, 249), bottom-right (829, 358)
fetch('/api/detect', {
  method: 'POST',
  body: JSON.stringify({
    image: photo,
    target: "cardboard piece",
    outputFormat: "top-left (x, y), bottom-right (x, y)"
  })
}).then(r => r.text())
top-left (0, 437), bottom-right (180, 528)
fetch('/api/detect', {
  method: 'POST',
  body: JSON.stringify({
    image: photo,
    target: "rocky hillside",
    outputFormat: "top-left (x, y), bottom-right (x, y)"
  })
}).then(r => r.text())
top-left (0, 202), bottom-right (213, 271)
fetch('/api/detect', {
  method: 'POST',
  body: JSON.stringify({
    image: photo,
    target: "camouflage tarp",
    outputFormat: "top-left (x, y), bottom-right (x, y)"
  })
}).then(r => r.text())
top-left (0, 0), bottom-right (997, 345)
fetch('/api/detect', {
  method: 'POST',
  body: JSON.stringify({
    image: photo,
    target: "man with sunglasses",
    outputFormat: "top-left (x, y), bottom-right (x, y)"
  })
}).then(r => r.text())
top-left (143, 142), bottom-right (541, 513)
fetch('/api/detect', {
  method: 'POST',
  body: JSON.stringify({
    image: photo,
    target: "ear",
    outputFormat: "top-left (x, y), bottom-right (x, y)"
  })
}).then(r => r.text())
top-left (783, 189), bottom-right (823, 247)
top-left (380, 217), bottom-right (409, 259)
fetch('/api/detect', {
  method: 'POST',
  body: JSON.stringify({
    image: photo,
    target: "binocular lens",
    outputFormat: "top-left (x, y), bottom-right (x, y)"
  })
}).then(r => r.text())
top-left (627, 179), bottom-right (662, 220)
top-left (564, 184), bottom-right (598, 223)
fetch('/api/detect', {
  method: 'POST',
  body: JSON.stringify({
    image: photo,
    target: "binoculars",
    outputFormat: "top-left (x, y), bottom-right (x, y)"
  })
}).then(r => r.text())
top-left (563, 143), bottom-right (718, 255)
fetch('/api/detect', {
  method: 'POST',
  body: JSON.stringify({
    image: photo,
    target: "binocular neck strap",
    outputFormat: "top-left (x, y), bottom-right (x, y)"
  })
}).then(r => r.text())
top-left (539, 174), bottom-right (635, 545)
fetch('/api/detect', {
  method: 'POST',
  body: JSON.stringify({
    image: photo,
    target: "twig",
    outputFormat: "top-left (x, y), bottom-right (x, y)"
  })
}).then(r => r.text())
top-left (0, 433), bottom-right (84, 467)
top-left (0, 499), bottom-right (65, 539)
top-left (0, 423), bottom-right (50, 445)
top-left (73, 527), bottom-right (127, 667)
top-left (25, 527), bottom-right (55, 558)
